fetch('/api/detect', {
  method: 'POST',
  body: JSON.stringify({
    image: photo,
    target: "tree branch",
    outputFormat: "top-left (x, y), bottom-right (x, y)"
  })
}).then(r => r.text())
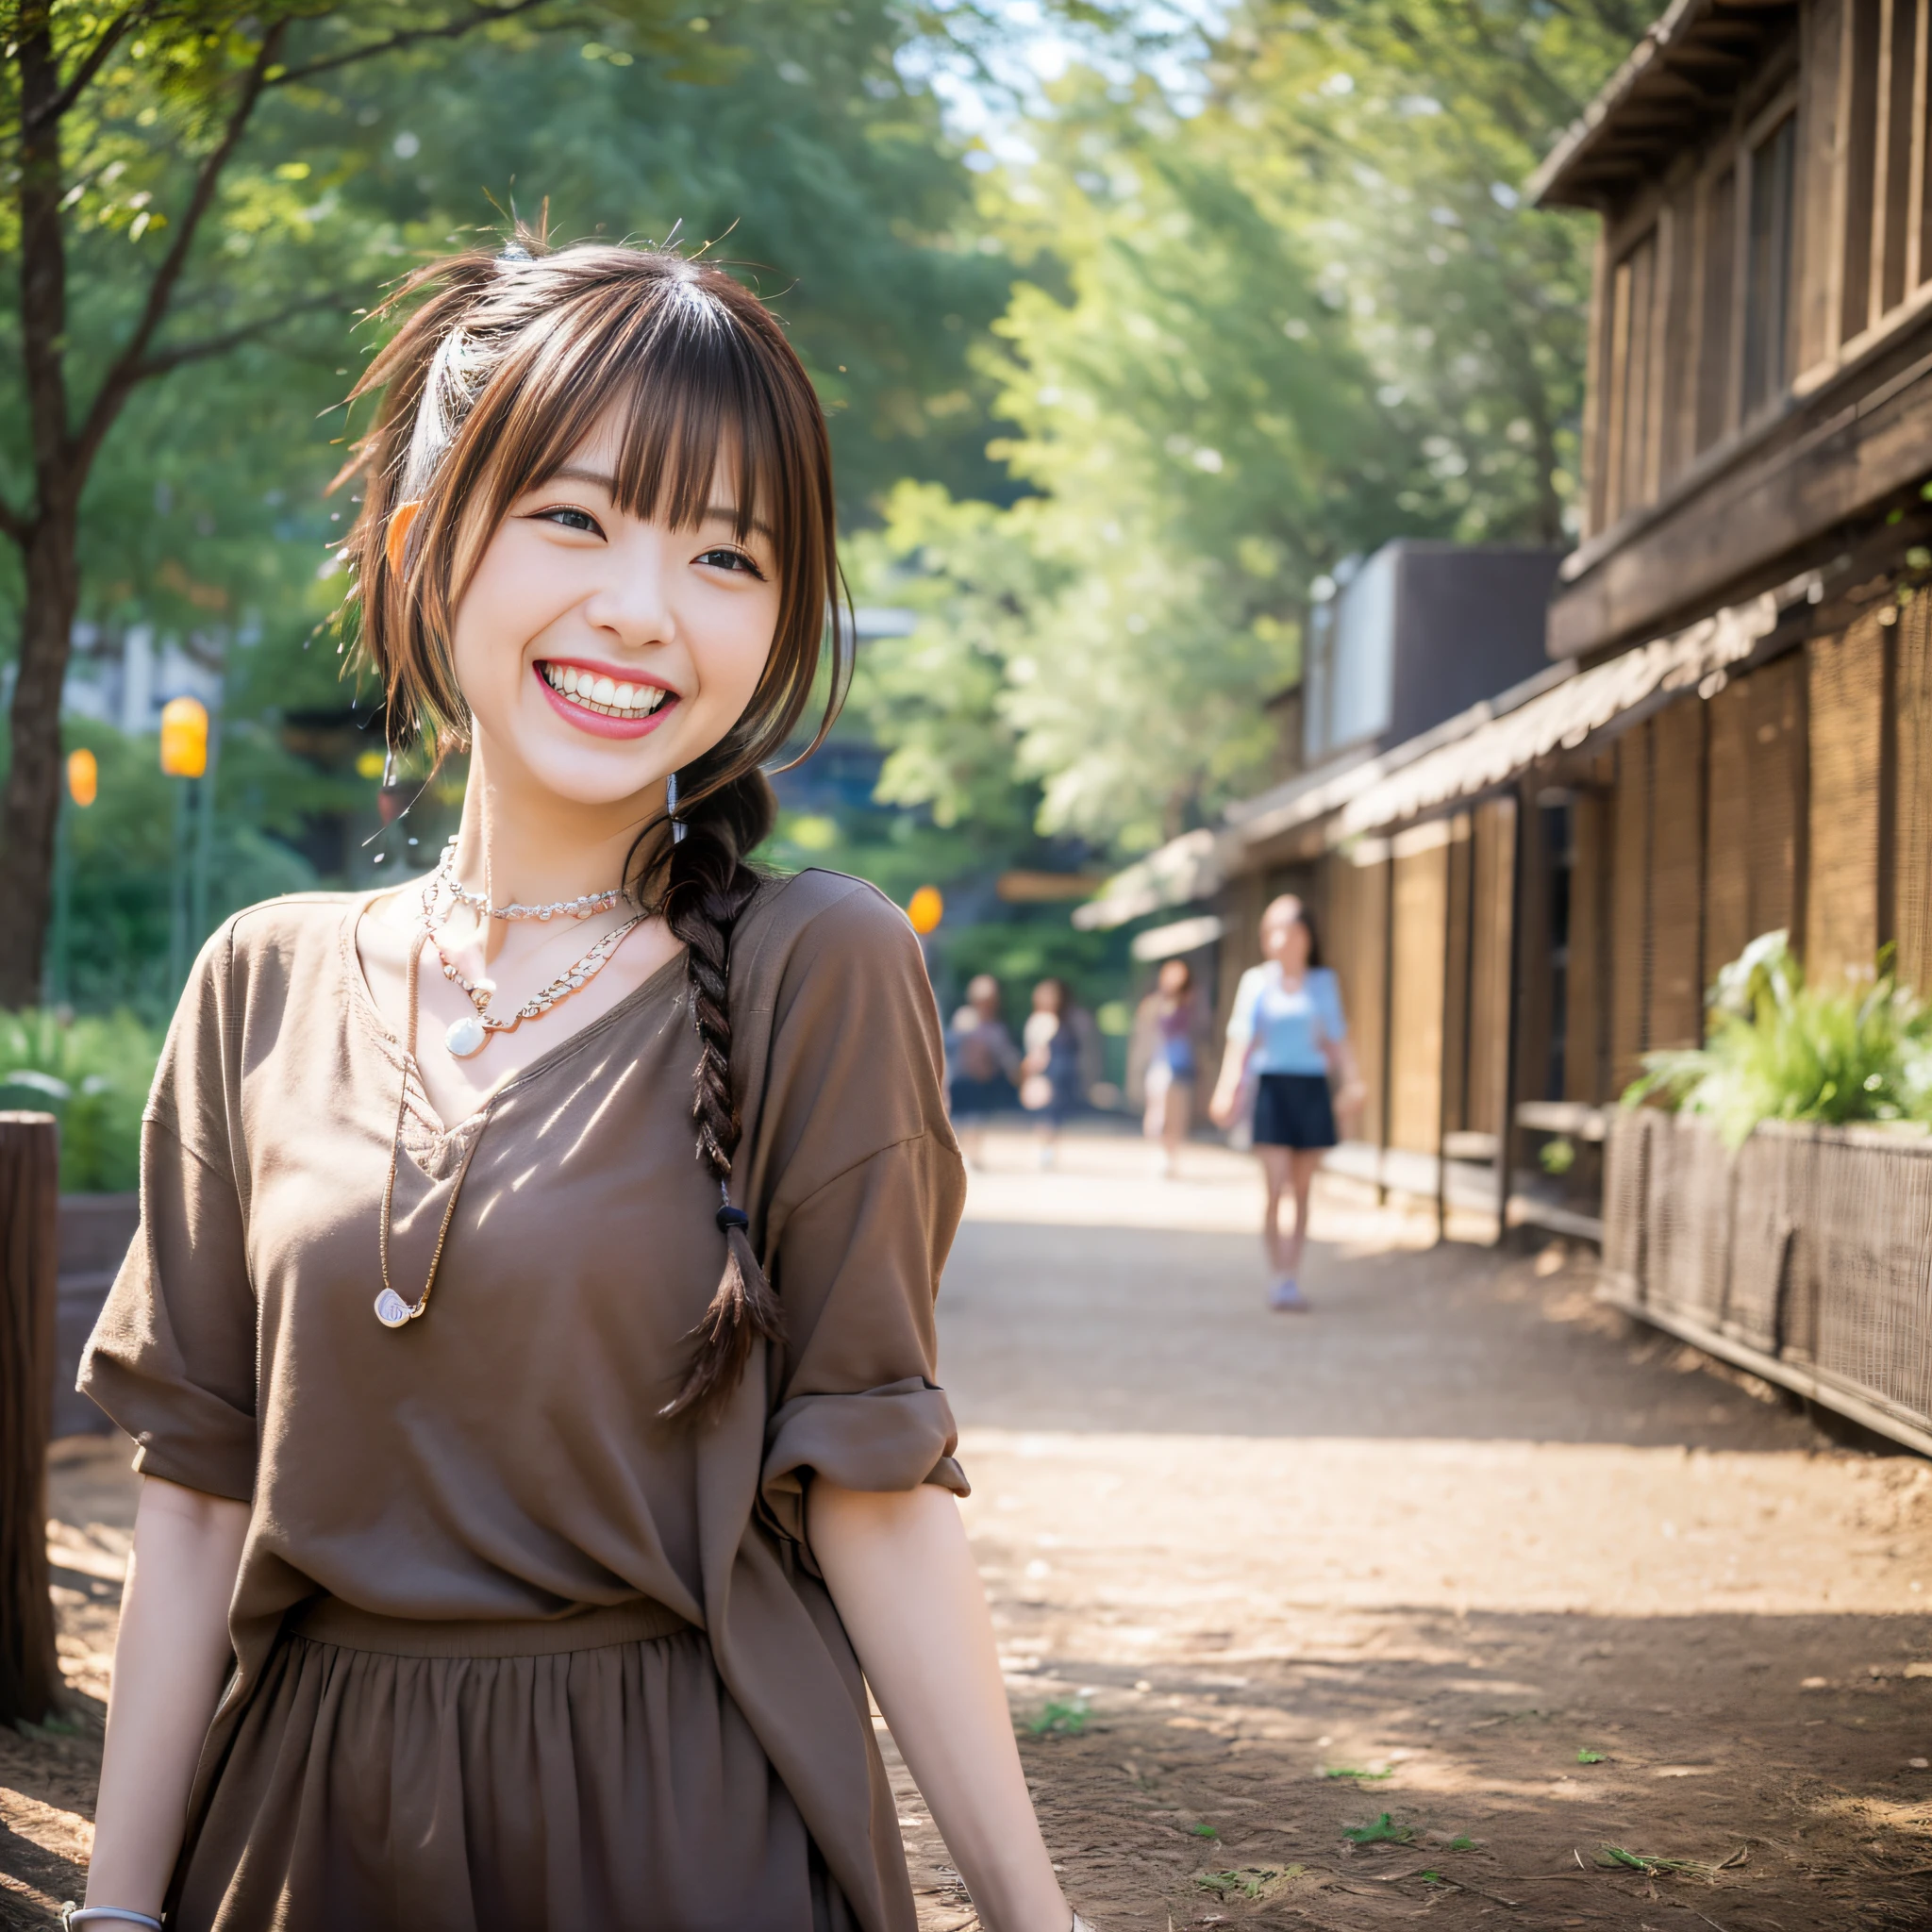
top-left (267, 0), bottom-right (565, 89)
top-left (72, 17), bottom-right (290, 480)
top-left (131, 293), bottom-right (341, 379)
top-left (25, 0), bottom-right (155, 132)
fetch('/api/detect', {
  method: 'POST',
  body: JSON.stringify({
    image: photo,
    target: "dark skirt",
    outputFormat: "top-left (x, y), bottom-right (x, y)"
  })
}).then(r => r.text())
top-left (949, 1074), bottom-right (1016, 1120)
top-left (173, 1598), bottom-right (850, 1932)
top-left (1253, 1073), bottom-right (1336, 1150)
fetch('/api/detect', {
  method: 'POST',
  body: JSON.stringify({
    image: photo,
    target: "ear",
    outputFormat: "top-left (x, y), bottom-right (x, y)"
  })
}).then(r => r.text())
top-left (386, 499), bottom-right (425, 576)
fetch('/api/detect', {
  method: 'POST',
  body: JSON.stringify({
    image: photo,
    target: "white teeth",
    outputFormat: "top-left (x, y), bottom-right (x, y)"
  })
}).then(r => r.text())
top-left (541, 664), bottom-right (672, 719)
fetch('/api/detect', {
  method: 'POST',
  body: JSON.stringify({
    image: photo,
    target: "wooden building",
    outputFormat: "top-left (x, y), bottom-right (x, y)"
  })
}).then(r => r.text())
top-left (1088, 0), bottom-right (1932, 1247)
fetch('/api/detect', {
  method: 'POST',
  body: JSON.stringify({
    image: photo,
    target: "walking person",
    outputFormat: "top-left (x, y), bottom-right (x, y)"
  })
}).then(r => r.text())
top-left (1019, 977), bottom-right (1090, 1169)
top-left (1208, 894), bottom-right (1365, 1311)
top-left (72, 237), bottom-right (1094, 1932)
top-left (946, 973), bottom-right (1021, 1169)
top-left (1129, 958), bottom-right (1199, 1178)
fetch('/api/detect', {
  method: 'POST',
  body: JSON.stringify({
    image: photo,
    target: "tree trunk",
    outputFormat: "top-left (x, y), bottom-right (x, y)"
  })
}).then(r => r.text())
top-left (0, 1110), bottom-right (62, 1726)
top-left (0, 512), bottom-right (81, 1009)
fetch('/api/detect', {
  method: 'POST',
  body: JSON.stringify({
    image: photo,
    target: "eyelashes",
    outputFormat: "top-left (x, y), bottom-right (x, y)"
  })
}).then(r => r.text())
top-left (527, 508), bottom-right (766, 580)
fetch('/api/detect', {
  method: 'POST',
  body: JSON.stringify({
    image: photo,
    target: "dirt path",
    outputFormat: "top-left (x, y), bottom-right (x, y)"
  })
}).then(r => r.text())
top-left (6, 1127), bottom-right (1931, 1930)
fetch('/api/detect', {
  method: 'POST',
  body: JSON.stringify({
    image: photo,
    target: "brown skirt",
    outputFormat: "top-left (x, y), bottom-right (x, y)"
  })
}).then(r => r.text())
top-left (173, 1598), bottom-right (854, 1932)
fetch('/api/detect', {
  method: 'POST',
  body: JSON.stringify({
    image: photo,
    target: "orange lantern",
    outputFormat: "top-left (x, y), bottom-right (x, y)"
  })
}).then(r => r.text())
top-left (908, 885), bottom-right (943, 936)
top-left (66, 747), bottom-right (98, 808)
top-left (159, 695), bottom-right (208, 778)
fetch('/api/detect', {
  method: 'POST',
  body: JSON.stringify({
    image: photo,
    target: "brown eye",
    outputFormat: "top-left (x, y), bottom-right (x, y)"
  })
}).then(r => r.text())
top-left (697, 546), bottom-right (764, 579)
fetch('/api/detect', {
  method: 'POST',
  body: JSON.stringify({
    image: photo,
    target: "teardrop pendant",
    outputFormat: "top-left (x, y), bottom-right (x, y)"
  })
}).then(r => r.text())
top-left (445, 1013), bottom-right (488, 1058)
top-left (375, 1288), bottom-right (416, 1328)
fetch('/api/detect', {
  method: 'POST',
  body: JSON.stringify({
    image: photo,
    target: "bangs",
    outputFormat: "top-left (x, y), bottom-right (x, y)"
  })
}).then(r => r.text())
top-left (486, 274), bottom-right (787, 548)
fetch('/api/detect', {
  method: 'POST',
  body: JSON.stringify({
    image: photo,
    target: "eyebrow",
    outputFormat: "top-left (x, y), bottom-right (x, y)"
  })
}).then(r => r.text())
top-left (544, 467), bottom-right (774, 542)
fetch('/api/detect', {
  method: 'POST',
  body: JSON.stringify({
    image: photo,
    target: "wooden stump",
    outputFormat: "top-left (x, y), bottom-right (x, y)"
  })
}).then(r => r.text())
top-left (0, 1111), bottom-right (62, 1724)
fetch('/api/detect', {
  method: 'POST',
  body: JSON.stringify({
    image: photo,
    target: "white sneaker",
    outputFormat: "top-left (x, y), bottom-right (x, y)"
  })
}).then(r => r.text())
top-left (1270, 1277), bottom-right (1309, 1311)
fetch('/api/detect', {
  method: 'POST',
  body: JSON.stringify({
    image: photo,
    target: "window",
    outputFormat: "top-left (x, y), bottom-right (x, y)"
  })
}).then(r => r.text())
top-left (1696, 169), bottom-right (1738, 452)
top-left (1742, 116), bottom-right (1797, 416)
top-left (1600, 227), bottom-right (1659, 526)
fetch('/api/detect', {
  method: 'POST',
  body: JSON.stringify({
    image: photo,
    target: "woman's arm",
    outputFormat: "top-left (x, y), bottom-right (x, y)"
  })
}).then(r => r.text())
top-left (1208, 1037), bottom-right (1250, 1127)
top-left (810, 1480), bottom-right (1070, 1932)
top-left (84, 1475), bottom-right (250, 1914)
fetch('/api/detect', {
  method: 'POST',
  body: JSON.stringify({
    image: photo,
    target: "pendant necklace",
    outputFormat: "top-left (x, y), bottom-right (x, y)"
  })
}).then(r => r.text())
top-left (375, 927), bottom-right (497, 1328)
top-left (419, 847), bottom-right (646, 1059)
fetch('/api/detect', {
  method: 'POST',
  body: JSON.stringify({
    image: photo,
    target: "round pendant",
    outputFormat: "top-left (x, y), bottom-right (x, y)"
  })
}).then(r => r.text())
top-left (445, 1012), bottom-right (488, 1058)
top-left (374, 1289), bottom-right (416, 1328)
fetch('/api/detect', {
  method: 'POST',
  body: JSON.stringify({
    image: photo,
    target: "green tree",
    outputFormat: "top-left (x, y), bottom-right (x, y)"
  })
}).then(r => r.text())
top-left (0, 0), bottom-right (724, 1006)
top-left (0, 0), bottom-right (1018, 1007)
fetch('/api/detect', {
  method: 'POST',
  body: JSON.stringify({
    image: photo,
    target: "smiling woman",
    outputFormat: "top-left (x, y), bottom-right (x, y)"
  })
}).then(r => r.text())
top-left (71, 235), bottom-right (1089, 1932)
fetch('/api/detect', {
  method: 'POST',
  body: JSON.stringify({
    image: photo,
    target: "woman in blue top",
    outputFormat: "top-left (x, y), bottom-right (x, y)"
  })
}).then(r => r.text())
top-left (1209, 894), bottom-right (1365, 1310)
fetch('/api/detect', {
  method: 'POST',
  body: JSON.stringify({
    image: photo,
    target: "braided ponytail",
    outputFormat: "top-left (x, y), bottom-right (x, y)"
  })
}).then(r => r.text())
top-left (656, 770), bottom-right (783, 1420)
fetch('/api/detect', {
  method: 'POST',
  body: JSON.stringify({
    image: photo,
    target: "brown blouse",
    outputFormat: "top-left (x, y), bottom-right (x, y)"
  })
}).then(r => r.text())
top-left (80, 867), bottom-right (968, 1932)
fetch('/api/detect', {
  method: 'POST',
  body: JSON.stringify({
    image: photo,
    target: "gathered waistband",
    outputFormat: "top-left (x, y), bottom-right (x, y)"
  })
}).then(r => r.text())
top-left (287, 1595), bottom-right (691, 1658)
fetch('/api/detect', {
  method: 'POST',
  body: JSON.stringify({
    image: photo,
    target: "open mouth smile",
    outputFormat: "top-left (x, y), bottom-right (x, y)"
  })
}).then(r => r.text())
top-left (535, 659), bottom-right (679, 739)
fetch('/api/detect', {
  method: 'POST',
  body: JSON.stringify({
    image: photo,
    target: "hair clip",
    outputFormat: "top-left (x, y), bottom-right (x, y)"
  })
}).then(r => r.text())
top-left (386, 499), bottom-right (424, 575)
top-left (498, 242), bottom-right (534, 265)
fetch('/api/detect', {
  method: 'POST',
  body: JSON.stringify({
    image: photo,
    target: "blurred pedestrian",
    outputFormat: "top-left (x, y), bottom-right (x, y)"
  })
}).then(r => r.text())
top-left (1129, 958), bottom-right (1199, 1178)
top-left (1020, 976), bottom-right (1093, 1168)
top-left (946, 973), bottom-right (1021, 1168)
top-left (1209, 894), bottom-right (1365, 1310)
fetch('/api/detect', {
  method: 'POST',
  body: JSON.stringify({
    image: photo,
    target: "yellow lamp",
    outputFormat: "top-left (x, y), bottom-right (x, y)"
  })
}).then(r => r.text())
top-left (159, 695), bottom-right (209, 778)
top-left (908, 885), bottom-right (943, 936)
top-left (66, 747), bottom-right (98, 808)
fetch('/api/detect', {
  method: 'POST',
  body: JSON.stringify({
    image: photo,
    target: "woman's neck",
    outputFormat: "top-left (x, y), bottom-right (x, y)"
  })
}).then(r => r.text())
top-left (447, 737), bottom-right (667, 922)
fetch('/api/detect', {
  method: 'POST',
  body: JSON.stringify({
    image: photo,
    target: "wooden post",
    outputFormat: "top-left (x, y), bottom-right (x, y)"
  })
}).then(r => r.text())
top-left (0, 1111), bottom-right (62, 1725)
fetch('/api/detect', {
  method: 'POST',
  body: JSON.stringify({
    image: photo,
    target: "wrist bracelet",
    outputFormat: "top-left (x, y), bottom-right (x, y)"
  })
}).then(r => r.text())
top-left (61, 1908), bottom-right (165, 1929)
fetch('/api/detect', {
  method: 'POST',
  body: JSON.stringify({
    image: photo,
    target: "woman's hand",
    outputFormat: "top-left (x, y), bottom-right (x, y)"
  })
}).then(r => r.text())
top-left (809, 1481), bottom-right (1070, 1932)
top-left (1334, 1077), bottom-right (1367, 1135)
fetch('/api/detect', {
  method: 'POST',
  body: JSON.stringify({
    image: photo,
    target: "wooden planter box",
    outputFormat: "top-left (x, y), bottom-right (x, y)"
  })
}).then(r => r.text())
top-left (1603, 1110), bottom-right (1932, 1455)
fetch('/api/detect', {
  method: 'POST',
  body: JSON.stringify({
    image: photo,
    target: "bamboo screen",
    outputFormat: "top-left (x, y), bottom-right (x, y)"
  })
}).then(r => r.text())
top-left (1806, 617), bottom-right (1884, 985)
top-left (1704, 676), bottom-right (1754, 977)
top-left (1609, 724), bottom-right (1651, 1093)
top-left (1648, 698), bottom-right (1707, 1049)
top-left (1892, 594), bottom-right (1932, 997)
top-left (1744, 652), bottom-right (1804, 943)
top-left (1466, 796), bottom-right (1517, 1137)
top-left (1325, 847), bottom-right (1389, 1148)
top-left (1389, 824), bottom-right (1449, 1153)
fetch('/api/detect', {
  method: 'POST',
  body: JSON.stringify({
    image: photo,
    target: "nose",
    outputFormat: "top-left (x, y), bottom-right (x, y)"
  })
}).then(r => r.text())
top-left (581, 535), bottom-right (676, 652)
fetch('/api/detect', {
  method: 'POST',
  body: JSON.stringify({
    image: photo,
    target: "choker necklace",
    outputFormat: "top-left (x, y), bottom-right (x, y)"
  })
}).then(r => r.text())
top-left (432, 837), bottom-right (626, 923)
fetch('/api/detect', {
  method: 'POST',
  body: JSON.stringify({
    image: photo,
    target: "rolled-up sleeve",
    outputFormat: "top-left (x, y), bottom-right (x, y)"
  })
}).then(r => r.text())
top-left (79, 928), bottom-right (258, 1501)
top-left (750, 882), bottom-right (970, 1549)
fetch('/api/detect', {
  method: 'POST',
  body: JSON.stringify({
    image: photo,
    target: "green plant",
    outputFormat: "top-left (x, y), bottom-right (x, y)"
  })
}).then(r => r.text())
top-left (1575, 1747), bottom-right (1606, 1764)
top-left (1342, 1813), bottom-right (1414, 1845)
top-left (1625, 931), bottom-right (1932, 1147)
top-left (1189, 1822), bottom-right (1219, 1840)
top-left (0, 1009), bottom-right (159, 1191)
top-left (1024, 1699), bottom-right (1090, 1737)
top-left (1321, 1765), bottom-right (1393, 1781)
top-left (1539, 1135), bottom-right (1576, 1175)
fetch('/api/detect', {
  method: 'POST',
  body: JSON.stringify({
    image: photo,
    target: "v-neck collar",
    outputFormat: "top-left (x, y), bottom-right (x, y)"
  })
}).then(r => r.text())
top-left (338, 887), bottom-right (689, 1138)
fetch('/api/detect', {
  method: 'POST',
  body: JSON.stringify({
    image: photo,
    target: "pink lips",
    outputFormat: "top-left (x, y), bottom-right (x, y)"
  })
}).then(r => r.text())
top-left (533, 660), bottom-right (680, 741)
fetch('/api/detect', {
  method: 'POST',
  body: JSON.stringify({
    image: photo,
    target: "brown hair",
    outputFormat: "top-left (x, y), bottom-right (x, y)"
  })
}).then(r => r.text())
top-left (340, 228), bottom-right (849, 1419)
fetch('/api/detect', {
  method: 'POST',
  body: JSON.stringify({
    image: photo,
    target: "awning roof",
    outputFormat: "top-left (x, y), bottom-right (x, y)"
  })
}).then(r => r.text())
top-left (1077, 585), bottom-right (1791, 930)
top-left (1334, 590), bottom-right (1779, 835)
